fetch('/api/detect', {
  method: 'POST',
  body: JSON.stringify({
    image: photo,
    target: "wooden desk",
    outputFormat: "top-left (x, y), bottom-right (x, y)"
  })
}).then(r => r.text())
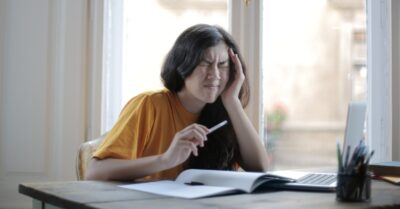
top-left (19, 180), bottom-right (400, 209)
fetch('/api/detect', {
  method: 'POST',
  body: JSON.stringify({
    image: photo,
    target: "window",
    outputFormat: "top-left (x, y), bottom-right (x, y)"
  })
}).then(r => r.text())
top-left (100, 0), bottom-right (399, 163)
top-left (262, 0), bottom-right (367, 170)
top-left (103, 0), bottom-right (228, 131)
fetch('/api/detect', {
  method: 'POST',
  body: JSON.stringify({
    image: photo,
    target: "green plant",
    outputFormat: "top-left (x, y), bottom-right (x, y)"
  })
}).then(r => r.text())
top-left (265, 102), bottom-right (288, 151)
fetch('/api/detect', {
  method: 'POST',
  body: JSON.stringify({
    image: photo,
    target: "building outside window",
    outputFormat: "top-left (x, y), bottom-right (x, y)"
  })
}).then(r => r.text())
top-left (263, 0), bottom-right (366, 170)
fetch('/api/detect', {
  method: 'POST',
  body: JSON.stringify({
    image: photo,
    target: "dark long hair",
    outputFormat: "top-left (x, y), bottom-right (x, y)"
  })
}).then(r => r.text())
top-left (161, 24), bottom-right (250, 170)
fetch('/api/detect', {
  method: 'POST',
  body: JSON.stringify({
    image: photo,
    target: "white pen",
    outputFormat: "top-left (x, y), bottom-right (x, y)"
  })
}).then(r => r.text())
top-left (208, 120), bottom-right (228, 135)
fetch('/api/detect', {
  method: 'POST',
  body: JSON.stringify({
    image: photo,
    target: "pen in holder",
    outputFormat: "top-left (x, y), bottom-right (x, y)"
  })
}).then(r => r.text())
top-left (336, 139), bottom-right (374, 202)
top-left (336, 172), bottom-right (371, 202)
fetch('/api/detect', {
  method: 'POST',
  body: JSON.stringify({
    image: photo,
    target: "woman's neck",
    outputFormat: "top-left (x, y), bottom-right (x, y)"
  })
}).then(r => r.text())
top-left (177, 90), bottom-right (206, 114)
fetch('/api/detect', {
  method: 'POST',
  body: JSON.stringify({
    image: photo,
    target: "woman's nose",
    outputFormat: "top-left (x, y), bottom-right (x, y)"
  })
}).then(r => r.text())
top-left (208, 64), bottom-right (221, 79)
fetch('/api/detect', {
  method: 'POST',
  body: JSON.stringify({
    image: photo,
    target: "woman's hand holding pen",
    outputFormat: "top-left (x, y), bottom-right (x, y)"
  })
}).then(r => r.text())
top-left (221, 48), bottom-right (244, 106)
top-left (161, 124), bottom-right (208, 168)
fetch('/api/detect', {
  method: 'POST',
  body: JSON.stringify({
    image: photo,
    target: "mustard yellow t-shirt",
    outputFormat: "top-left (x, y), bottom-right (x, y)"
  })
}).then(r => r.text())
top-left (93, 89), bottom-right (199, 180)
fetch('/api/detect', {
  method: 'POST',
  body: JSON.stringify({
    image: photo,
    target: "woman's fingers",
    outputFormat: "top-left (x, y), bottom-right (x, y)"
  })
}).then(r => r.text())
top-left (178, 129), bottom-right (204, 148)
top-left (165, 123), bottom-right (210, 166)
top-left (181, 123), bottom-right (209, 134)
top-left (178, 123), bottom-right (211, 154)
top-left (229, 48), bottom-right (244, 80)
top-left (228, 48), bottom-right (236, 63)
top-left (222, 48), bottom-right (245, 104)
top-left (179, 124), bottom-right (208, 145)
top-left (163, 123), bottom-right (211, 167)
top-left (180, 140), bottom-right (199, 156)
top-left (228, 48), bottom-right (236, 64)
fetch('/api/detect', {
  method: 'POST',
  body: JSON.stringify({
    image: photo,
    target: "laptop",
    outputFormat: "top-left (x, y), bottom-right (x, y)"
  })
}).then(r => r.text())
top-left (265, 101), bottom-right (367, 192)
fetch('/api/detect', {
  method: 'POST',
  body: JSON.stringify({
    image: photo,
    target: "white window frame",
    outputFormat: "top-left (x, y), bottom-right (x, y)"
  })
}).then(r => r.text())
top-left (87, 0), bottom-right (123, 138)
top-left (392, 0), bottom-right (400, 160)
top-left (367, 0), bottom-right (399, 162)
top-left (87, 0), bottom-right (105, 139)
top-left (102, 0), bottom-right (124, 134)
top-left (88, 0), bottom-right (123, 136)
top-left (229, 0), bottom-right (264, 140)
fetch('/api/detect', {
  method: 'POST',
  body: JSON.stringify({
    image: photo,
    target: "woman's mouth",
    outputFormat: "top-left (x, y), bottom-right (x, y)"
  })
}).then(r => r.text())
top-left (204, 83), bottom-right (219, 88)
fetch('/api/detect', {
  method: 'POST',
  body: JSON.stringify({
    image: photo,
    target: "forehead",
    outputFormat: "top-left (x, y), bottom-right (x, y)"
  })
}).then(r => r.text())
top-left (202, 41), bottom-right (229, 60)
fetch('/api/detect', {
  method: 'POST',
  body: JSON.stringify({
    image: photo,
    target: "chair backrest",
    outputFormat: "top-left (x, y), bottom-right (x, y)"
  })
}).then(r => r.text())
top-left (76, 133), bottom-right (107, 180)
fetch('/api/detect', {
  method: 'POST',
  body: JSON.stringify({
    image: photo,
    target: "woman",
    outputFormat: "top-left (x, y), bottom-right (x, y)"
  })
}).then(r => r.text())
top-left (86, 24), bottom-right (268, 181)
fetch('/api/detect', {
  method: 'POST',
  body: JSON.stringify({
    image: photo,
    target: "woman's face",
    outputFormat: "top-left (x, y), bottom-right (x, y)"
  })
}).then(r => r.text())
top-left (181, 41), bottom-right (230, 107)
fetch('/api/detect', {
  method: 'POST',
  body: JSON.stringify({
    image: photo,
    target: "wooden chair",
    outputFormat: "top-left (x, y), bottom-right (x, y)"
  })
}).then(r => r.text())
top-left (76, 133), bottom-right (107, 180)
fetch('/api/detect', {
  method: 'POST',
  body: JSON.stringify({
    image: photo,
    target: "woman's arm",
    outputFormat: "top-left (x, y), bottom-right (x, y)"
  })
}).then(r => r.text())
top-left (221, 48), bottom-right (269, 172)
top-left (85, 123), bottom-right (209, 181)
top-left (85, 155), bottom-right (168, 181)
top-left (223, 99), bottom-right (269, 171)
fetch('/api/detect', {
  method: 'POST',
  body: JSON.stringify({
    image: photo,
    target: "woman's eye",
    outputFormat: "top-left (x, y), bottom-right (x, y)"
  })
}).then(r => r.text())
top-left (199, 62), bottom-right (210, 67)
top-left (219, 63), bottom-right (229, 69)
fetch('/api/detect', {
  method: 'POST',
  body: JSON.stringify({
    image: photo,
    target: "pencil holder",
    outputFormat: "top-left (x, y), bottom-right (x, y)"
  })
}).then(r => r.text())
top-left (336, 173), bottom-right (371, 202)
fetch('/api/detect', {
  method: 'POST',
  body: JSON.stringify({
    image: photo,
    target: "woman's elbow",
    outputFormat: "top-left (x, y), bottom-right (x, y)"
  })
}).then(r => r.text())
top-left (241, 158), bottom-right (269, 172)
top-left (84, 159), bottom-right (109, 181)
top-left (84, 170), bottom-right (101, 180)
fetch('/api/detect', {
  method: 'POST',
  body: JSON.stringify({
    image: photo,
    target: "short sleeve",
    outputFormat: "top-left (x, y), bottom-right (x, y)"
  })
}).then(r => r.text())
top-left (93, 93), bottom-right (155, 159)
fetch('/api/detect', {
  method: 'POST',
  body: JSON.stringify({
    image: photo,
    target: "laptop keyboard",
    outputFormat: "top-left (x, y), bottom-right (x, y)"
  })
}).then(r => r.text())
top-left (296, 173), bottom-right (337, 185)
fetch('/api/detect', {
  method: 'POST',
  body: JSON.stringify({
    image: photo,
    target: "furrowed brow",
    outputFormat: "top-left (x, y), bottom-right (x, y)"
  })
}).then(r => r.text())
top-left (200, 59), bottom-right (213, 64)
top-left (218, 60), bottom-right (229, 65)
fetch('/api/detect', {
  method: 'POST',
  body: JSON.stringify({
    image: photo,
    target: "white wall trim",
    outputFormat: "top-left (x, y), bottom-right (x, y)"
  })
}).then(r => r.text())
top-left (229, 0), bottom-right (263, 139)
top-left (48, 0), bottom-right (89, 180)
top-left (367, 0), bottom-right (393, 162)
top-left (87, 0), bottom-right (105, 140)
top-left (48, 0), bottom-right (65, 181)
top-left (0, 0), bottom-right (5, 181)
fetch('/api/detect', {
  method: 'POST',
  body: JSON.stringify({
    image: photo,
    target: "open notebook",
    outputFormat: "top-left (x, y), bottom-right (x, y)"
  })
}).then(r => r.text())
top-left (266, 101), bottom-right (367, 192)
top-left (120, 169), bottom-right (294, 199)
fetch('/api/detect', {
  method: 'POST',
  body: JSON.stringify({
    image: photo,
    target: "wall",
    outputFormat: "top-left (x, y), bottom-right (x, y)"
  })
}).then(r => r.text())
top-left (0, 0), bottom-right (90, 208)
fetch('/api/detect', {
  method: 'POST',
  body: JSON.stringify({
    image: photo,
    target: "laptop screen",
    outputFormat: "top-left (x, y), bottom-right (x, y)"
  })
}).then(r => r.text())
top-left (342, 101), bottom-right (367, 158)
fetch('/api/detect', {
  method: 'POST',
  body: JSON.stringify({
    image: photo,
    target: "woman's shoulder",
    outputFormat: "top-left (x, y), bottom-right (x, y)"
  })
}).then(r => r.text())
top-left (124, 89), bottom-right (175, 108)
top-left (138, 89), bottom-right (174, 102)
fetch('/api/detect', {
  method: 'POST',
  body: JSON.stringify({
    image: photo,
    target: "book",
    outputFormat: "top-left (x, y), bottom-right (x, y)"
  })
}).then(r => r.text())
top-left (376, 176), bottom-right (400, 185)
top-left (368, 161), bottom-right (400, 177)
top-left (119, 169), bottom-right (294, 199)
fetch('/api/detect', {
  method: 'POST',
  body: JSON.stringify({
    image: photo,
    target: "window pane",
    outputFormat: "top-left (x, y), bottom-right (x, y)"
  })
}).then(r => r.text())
top-left (262, 0), bottom-right (367, 170)
top-left (121, 0), bottom-right (228, 108)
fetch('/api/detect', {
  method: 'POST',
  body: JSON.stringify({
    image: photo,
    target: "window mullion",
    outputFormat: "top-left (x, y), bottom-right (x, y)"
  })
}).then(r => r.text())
top-left (367, 0), bottom-right (393, 162)
top-left (229, 0), bottom-right (264, 141)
